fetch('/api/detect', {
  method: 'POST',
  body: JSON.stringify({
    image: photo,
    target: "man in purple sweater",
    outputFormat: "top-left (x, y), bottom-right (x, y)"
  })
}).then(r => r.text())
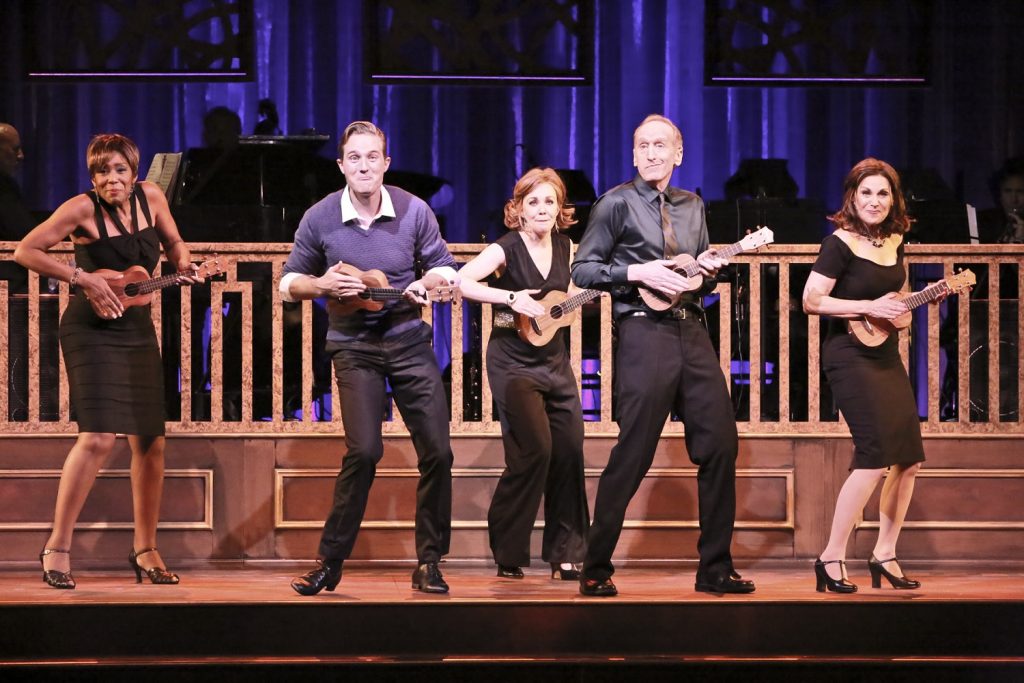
top-left (282, 121), bottom-right (458, 595)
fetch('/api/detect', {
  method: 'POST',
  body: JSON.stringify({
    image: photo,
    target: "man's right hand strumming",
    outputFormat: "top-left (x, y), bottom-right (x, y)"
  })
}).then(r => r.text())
top-left (627, 259), bottom-right (689, 297)
top-left (315, 261), bottom-right (367, 299)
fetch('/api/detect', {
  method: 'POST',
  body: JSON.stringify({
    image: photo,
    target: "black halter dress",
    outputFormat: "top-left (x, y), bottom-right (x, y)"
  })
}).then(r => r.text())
top-left (59, 186), bottom-right (165, 436)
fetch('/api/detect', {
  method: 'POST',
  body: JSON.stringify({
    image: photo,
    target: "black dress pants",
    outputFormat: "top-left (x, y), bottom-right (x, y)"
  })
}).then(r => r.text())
top-left (582, 314), bottom-right (738, 582)
top-left (318, 323), bottom-right (453, 563)
top-left (486, 341), bottom-right (589, 567)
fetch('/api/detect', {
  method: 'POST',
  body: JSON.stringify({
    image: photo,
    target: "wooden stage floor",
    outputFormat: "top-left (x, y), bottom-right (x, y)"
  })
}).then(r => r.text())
top-left (2, 563), bottom-right (1024, 681)
top-left (2, 562), bottom-right (1023, 604)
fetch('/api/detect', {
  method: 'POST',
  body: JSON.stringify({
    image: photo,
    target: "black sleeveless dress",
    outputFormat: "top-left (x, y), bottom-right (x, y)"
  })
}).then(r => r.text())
top-left (59, 186), bottom-right (165, 436)
top-left (812, 233), bottom-right (925, 469)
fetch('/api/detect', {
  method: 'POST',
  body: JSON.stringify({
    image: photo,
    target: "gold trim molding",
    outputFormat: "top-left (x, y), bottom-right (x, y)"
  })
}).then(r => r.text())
top-left (0, 468), bottom-right (214, 530)
top-left (273, 467), bottom-right (794, 531)
top-left (857, 468), bottom-right (1024, 531)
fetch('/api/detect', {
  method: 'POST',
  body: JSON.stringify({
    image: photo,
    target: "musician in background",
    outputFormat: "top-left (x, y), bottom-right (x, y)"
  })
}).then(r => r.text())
top-left (1, 122), bottom-right (33, 298)
top-left (15, 133), bottom-right (201, 589)
top-left (0, 122), bottom-right (34, 242)
top-left (571, 114), bottom-right (753, 597)
top-left (978, 157), bottom-right (1024, 244)
top-left (457, 168), bottom-right (589, 583)
top-left (803, 158), bottom-right (932, 594)
top-left (283, 121), bottom-right (458, 595)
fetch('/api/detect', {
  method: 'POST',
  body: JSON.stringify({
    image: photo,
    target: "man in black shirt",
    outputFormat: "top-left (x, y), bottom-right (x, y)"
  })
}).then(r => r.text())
top-left (571, 114), bottom-right (755, 596)
top-left (0, 123), bottom-right (34, 241)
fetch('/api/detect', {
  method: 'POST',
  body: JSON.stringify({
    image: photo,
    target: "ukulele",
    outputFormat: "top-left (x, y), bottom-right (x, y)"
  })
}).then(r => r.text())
top-left (326, 263), bottom-right (460, 316)
top-left (639, 227), bottom-right (775, 311)
top-left (516, 287), bottom-right (602, 346)
top-left (847, 268), bottom-right (976, 347)
top-left (83, 256), bottom-right (225, 316)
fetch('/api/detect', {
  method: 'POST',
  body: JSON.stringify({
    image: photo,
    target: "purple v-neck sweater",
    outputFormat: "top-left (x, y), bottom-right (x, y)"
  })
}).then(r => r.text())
top-left (284, 185), bottom-right (456, 340)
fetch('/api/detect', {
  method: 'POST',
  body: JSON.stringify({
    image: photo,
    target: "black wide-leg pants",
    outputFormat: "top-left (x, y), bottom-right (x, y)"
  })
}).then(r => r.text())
top-left (486, 341), bottom-right (589, 568)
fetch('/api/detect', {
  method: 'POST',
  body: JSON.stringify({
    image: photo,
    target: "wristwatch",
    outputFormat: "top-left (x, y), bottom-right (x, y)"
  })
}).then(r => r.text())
top-left (506, 290), bottom-right (517, 305)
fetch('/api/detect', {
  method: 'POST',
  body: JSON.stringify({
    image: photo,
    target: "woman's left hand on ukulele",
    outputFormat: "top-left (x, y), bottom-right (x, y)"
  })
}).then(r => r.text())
top-left (175, 263), bottom-right (205, 286)
top-left (404, 280), bottom-right (431, 305)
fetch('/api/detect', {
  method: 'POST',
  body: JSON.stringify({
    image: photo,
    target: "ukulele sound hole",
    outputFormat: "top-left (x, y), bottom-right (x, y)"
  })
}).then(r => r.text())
top-left (123, 284), bottom-right (140, 297)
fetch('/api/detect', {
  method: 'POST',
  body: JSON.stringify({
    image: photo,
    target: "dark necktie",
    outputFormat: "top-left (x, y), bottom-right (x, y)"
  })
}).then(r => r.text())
top-left (659, 192), bottom-right (679, 258)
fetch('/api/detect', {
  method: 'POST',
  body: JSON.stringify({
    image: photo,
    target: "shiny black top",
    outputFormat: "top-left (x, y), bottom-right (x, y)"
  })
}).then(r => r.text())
top-left (571, 175), bottom-right (713, 320)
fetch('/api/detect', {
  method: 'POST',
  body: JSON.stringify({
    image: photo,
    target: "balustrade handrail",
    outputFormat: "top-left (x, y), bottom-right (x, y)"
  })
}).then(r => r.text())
top-left (2, 241), bottom-right (1022, 436)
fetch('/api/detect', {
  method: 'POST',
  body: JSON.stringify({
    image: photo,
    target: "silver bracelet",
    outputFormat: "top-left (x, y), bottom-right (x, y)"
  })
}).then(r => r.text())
top-left (69, 267), bottom-right (82, 289)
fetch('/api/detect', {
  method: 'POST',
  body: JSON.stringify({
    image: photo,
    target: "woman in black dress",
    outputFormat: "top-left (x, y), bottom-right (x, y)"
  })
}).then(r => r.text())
top-left (458, 168), bottom-right (589, 581)
top-left (15, 134), bottom-right (200, 588)
top-left (802, 158), bottom-right (933, 593)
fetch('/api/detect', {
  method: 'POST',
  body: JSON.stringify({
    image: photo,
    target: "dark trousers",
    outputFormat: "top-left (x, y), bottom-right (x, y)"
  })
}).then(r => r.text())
top-left (486, 342), bottom-right (589, 567)
top-left (318, 323), bottom-right (453, 563)
top-left (583, 315), bottom-right (738, 582)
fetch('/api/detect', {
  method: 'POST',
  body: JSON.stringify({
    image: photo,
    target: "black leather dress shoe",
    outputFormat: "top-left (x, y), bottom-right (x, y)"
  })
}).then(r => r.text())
top-left (291, 559), bottom-right (342, 596)
top-left (579, 577), bottom-right (618, 597)
top-left (695, 572), bottom-right (756, 594)
top-left (496, 564), bottom-right (524, 579)
top-left (411, 562), bottom-right (449, 593)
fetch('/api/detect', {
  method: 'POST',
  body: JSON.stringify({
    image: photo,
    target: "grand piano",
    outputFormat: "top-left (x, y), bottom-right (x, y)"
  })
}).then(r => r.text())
top-left (159, 135), bottom-right (343, 243)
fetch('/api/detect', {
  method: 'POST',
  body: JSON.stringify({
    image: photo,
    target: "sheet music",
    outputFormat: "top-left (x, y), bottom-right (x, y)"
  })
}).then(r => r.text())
top-left (145, 153), bottom-right (182, 198)
top-left (966, 204), bottom-right (979, 244)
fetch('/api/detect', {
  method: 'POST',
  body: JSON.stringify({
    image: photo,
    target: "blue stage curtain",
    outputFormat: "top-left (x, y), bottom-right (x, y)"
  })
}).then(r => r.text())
top-left (1, 0), bottom-right (1022, 241)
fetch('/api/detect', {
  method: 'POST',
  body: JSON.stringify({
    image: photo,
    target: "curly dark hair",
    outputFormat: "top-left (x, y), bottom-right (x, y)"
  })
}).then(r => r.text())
top-left (828, 158), bottom-right (911, 238)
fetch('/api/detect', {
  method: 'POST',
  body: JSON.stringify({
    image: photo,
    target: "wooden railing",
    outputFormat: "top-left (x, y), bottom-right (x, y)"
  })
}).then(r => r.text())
top-left (2, 242), bottom-right (1021, 436)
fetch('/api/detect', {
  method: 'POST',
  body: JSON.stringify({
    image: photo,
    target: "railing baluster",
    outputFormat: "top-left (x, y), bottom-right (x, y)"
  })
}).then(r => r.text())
top-left (0, 242), bottom-right (1019, 436)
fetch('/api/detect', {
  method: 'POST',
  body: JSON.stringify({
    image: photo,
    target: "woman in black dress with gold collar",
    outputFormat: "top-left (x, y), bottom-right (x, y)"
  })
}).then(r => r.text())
top-left (458, 168), bottom-right (589, 581)
top-left (16, 134), bottom-right (200, 588)
top-left (803, 158), bottom-right (934, 593)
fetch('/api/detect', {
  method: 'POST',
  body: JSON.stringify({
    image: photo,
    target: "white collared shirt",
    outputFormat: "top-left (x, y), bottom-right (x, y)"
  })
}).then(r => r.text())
top-left (341, 184), bottom-right (396, 230)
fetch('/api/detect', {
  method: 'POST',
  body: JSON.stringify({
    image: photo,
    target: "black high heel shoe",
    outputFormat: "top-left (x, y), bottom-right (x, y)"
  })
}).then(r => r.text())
top-left (814, 559), bottom-right (857, 593)
top-left (550, 563), bottom-right (581, 581)
top-left (39, 548), bottom-right (75, 589)
top-left (129, 547), bottom-right (180, 585)
top-left (496, 564), bottom-right (524, 579)
top-left (868, 556), bottom-right (920, 590)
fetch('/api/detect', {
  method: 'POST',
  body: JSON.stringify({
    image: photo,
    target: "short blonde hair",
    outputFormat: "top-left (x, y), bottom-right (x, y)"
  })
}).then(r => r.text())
top-left (339, 121), bottom-right (388, 157)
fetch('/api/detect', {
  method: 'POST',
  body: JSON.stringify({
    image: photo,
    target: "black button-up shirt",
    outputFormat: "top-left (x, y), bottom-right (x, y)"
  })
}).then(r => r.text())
top-left (571, 175), bottom-right (714, 320)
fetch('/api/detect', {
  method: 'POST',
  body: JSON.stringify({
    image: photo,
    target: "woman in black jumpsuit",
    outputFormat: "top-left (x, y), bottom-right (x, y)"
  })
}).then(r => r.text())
top-left (803, 158), bottom-right (933, 593)
top-left (16, 134), bottom-right (200, 588)
top-left (459, 168), bottom-right (589, 580)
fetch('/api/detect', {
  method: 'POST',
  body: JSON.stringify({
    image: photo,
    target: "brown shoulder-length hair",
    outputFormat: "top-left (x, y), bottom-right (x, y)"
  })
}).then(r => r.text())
top-left (828, 157), bottom-right (911, 237)
top-left (503, 167), bottom-right (577, 231)
top-left (86, 133), bottom-right (140, 178)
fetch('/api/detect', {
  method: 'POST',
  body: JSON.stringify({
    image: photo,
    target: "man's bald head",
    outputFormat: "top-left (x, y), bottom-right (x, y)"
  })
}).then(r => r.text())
top-left (0, 123), bottom-right (25, 177)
